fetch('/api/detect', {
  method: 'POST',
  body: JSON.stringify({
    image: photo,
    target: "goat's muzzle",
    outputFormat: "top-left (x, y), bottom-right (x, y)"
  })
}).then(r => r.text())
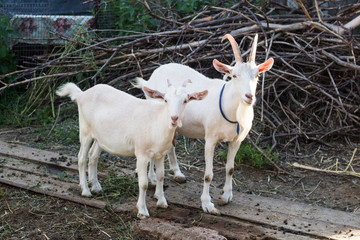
top-left (244, 94), bottom-right (254, 105)
top-left (171, 116), bottom-right (179, 127)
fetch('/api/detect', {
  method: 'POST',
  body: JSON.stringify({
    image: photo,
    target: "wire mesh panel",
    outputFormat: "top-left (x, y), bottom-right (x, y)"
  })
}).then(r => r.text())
top-left (0, 0), bottom-right (50, 16)
top-left (0, 0), bottom-right (92, 66)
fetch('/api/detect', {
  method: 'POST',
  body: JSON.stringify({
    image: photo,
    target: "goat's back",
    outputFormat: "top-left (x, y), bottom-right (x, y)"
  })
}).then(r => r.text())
top-left (77, 84), bottom-right (143, 120)
top-left (148, 63), bottom-right (221, 92)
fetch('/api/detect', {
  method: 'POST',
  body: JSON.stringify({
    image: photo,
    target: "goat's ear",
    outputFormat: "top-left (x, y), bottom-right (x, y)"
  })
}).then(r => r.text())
top-left (258, 58), bottom-right (274, 73)
top-left (188, 90), bottom-right (208, 101)
top-left (143, 87), bottom-right (164, 100)
top-left (213, 59), bottom-right (233, 75)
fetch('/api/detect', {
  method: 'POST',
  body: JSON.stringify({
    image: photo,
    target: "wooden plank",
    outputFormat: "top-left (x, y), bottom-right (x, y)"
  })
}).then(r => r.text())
top-left (0, 176), bottom-right (111, 210)
top-left (0, 140), bottom-right (134, 177)
top-left (163, 180), bottom-right (360, 240)
top-left (0, 156), bottom-right (79, 183)
top-left (154, 206), bottom-right (315, 240)
top-left (0, 156), bottom-right (132, 213)
top-left (1, 162), bottom-right (78, 194)
top-left (0, 140), bottom-right (79, 172)
top-left (132, 218), bottom-right (227, 240)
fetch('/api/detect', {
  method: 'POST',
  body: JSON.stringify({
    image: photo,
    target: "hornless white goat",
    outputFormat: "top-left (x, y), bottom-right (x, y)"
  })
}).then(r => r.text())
top-left (56, 82), bottom-right (208, 218)
top-left (137, 34), bottom-right (274, 215)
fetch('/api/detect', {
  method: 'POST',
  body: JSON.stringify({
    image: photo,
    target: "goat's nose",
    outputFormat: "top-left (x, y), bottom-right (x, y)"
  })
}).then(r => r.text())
top-left (245, 93), bottom-right (253, 100)
top-left (171, 116), bottom-right (178, 122)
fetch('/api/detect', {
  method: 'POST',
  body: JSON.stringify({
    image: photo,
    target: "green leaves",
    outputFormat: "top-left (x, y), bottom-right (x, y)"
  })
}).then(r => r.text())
top-left (100, 0), bottom-right (220, 35)
top-left (101, 0), bottom-right (154, 35)
top-left (173, 0), bottom-right (216, 14)
top-left (220, 143), bottom-right (279, 169)
top-left (0, 14), bottom-right (16, 78)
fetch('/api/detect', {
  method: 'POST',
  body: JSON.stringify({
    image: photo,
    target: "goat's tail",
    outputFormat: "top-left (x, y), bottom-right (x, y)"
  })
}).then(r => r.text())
top-left (131, 77), bottom-right (148, 90)
top-left (56, 83), bottom-right (83, 102)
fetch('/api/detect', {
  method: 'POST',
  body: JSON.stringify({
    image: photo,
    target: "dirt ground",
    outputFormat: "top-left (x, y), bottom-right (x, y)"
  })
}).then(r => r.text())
top-left (0, 126), bottom-right (359, 239)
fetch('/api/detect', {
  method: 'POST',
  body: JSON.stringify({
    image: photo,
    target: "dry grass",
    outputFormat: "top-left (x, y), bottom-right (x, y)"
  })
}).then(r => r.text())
top-left (0, 185), bottom-right (134, 240)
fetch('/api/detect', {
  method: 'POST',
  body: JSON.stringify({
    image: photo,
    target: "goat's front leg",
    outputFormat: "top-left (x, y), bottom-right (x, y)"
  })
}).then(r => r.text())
top-left (168, 145), bottom-right (186, 183)
top-left (78, 135), bottom-right (92, 197)
top-left (219, 140), bottom-right (241, 205)
top-left (201, 139), bottom-right (220, 215)
top-left (136, 156), bottom-right (150, 219)
top-left (154, 157), bottom-right (168, 209)
top-left (88, 141), bottom-right (102, 193)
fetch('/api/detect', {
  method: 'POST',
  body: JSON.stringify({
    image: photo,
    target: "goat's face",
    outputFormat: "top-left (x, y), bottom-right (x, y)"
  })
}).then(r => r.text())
top-left (144, 80), bottom-right (208, 129)
top-left (214, 33), bottom-right (274, 106)
top-left (164, 84), bottom-right (190, 128)
top-left (231, 61), bottom-right (259, 105)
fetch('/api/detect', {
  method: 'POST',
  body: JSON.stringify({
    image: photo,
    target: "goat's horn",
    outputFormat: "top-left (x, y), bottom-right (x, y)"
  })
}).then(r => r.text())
top-left (182, 79), bottom-right (192, 87)
top-left (221, 34), bottom-right (242, 63)
top-left (249, 34), bottom-right (258, 63)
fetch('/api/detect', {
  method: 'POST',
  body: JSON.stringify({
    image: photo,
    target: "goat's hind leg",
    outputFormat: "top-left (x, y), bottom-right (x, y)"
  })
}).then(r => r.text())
top-left (78, 135), bottom-right (92, 197)
top-left (148, 145), bottom-right (186, 186)
top-left (88, 140), bottom-right (102, 194)
top-left (168, 145), bottom-right (186, 183)
top-left (136, 155), bottom-right (150, 219)
top-left (154, 157), bottom-right (168, 209)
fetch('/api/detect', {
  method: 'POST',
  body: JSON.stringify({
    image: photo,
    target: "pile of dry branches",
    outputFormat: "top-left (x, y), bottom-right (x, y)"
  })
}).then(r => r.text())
top-left (1, 0), bottom-right (359, 151)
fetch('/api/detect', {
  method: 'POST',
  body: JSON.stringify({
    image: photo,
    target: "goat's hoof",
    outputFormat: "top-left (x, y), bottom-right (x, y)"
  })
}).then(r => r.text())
top-left (91, 184), bottom-right (103, 194)
top-left (202, 203), bottom-right (221, 216)
top-left (90, 190), bottom-right (103, 196)
top-left (156, 202), bottom-right (168, 209)
top-left (218, 191), bottom-right (233, 206)
top-left (210, 207), bottom-right (221, 216)
top-left (137, 212), bottom-right (149, 220)
top-left (173, 175), bottom-right (186, 184)
top-left (81, 191), bottom-right (92, 197)
top-left (218, 198), bottom-right (230, 206)
top-left (218, 193), bottom-right (232, 206)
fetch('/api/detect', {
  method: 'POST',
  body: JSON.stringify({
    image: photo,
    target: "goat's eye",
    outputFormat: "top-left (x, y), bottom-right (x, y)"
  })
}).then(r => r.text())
top-left (164, 99), bottom-right (167, 103)
top-left (184, 99), bottom-right (188, 103)
top-left (232, 74), bottom-right (237, 78)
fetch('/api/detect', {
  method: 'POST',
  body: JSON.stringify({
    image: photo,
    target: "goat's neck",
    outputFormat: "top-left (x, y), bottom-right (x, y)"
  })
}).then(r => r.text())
top-left (224, 80), bottom-right (254, 131)
top-left (156, 105), bottom-right (177, 142)
top-left (221, 80), bottom-right (243, 122)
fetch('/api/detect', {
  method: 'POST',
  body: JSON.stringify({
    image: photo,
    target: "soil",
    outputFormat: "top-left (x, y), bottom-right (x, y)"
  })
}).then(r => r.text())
top-left (0, 126), bottom-right (359, 239)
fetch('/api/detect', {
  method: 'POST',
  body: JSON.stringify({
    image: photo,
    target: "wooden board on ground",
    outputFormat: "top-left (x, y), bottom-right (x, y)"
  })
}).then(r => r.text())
top-left (0, 140), bottom-right (359, 240)
top-left (165, 180), bottom-right (360, 240)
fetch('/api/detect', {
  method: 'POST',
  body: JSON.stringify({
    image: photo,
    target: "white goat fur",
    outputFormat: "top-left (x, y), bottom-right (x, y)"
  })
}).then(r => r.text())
top-left (139, 34), bottom-right (274, 214)
top-left (56, 82), bottom-right (207, 218)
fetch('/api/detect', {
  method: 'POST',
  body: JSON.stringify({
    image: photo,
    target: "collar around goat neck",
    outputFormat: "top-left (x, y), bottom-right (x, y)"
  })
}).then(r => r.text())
top-left (219, 83), bottom-right (240, 135)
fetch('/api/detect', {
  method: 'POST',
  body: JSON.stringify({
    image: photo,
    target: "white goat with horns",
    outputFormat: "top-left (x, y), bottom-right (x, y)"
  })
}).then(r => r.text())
top-left (136, 34), bottom-right (274, 214)
top-left (56, 82), bottom-right (208, 218)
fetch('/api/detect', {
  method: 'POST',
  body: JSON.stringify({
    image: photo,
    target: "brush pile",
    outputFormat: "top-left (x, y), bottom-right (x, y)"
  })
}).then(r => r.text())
top-left (1, 0), bottom-right (359, 151)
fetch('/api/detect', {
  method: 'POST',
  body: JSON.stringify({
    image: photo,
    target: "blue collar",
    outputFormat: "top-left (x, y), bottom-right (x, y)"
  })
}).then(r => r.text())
top-left (219, 83), bottom-right (240, 135)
